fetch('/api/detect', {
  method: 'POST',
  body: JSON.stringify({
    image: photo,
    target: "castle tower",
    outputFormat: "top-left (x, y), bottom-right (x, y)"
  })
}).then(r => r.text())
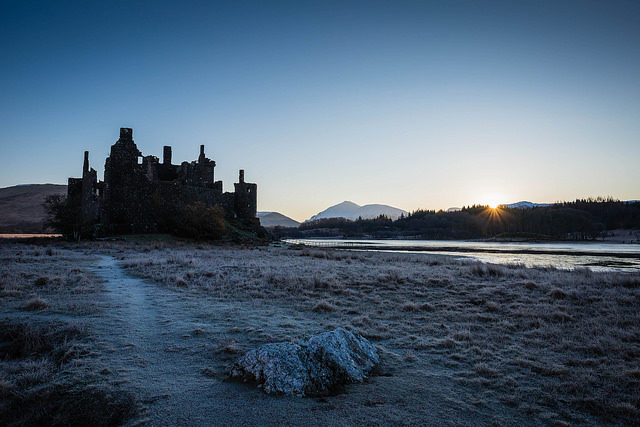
top-left (80, 151), bottom-right (99, 225)
top-left (234, 169), bottom-right (257, 219)
top-left (163, 146), bottom-right (172, 165)
top-left (102, 127), bottom-right (151, 232)
top-left (198, 145), bottom-right (205, 163)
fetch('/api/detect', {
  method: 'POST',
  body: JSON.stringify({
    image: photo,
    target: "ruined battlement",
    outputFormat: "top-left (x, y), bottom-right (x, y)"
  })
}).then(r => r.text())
top-left (119, 127), bottom-right (133, 141)
top-left (68, 127), bottom-right (257, 235)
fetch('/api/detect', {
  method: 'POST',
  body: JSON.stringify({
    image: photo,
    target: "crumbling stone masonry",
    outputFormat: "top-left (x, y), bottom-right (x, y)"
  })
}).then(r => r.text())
top-left (67, 127), bottom-right (257, 234)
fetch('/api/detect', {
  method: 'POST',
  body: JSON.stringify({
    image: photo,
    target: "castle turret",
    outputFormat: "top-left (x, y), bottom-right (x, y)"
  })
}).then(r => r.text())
top-left (80, 151), bottom-right (99, 226)
top-left (163, 146), bottom-right (172, 165)
top-left (83, 151), bottom-right (89, 174)
top-left (120, 127), bottom-right (133, 142)
top-left (198, 145), bottom-right (205, 163)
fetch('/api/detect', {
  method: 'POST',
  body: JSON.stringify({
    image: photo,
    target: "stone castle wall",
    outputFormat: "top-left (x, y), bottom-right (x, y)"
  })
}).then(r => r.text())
top-left (68, 127), bottom-right (257, 235)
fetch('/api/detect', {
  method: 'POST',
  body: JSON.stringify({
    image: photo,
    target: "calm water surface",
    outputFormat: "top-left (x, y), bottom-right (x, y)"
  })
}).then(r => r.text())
top-left (286, 239), bottom-right (640, 272)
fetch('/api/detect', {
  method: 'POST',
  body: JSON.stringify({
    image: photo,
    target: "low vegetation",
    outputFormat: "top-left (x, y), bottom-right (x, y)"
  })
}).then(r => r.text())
top-left (0, 320), bottom-right (137, 426)
top-left (0, 244), bottom-right (137, 426)
top-left (120, 243), bottom-right (640, 425)
top-left (1, 239), bottom-right (639, 424)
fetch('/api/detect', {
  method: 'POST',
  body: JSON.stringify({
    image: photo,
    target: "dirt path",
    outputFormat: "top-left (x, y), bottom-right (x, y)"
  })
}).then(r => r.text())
top-left (89, 255), bottom-right (225, 425)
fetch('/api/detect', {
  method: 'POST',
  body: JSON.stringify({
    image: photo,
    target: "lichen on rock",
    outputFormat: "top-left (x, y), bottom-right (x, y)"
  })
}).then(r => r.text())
top-left (228, 328), bottom-right (379, 396)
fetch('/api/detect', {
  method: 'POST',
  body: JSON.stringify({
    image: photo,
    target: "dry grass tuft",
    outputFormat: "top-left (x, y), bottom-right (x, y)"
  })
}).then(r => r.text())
top-left (468, 262), bottom-right (510, 278)
top-left (485, 301), bottom-right (499, 312)
top-left (400, 302), bottom-right (434, 312)
top-left (549, 288), bottom-right (567, 299)
top-left (312, 300), bottom-right (338, 312)
top-left (619, 276), bottom-right (640, 288)
top-left (21, 296), bottom-right (48, 311)
top-left (218, 342), bottom-right (243, 355)
top-left (0, 321), bottom-right (83, 362)
top-left (473, 363), bottom-right (499, 378)
top-left (33, 276), bottom-right (49, 287)
top-left (174, 277), bottom-right (188, 287)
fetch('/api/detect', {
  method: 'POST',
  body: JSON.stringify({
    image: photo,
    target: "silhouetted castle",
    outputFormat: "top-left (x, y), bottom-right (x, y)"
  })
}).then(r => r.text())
top-left (68, 127), bottom-right (257, 234)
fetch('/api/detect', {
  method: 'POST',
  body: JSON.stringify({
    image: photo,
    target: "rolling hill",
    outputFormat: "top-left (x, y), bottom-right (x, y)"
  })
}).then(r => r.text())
top-left (257, 212), bottom-right (300, 228)
top-left (0, 184), bottom-right (67, 232)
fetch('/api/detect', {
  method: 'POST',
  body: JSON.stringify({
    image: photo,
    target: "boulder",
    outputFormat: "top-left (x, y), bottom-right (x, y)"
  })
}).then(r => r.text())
top-left (228, 328), bottom-right (379, 396)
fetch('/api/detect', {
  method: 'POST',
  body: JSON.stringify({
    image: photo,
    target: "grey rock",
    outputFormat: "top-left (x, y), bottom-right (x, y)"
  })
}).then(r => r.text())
top-left (228, 328), bottom-right (379, 396)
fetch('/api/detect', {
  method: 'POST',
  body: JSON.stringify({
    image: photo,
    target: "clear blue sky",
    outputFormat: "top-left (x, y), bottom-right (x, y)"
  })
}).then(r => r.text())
top-left (1, 0), bottom-right (639, 221)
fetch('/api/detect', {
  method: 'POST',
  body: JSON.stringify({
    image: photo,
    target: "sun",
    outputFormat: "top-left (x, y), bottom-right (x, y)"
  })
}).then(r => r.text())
top-left (484, 195), bottom-right (504, 209)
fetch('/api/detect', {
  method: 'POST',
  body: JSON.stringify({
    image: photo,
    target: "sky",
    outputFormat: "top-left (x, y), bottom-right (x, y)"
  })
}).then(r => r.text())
top-left (1, 0), bottom-right (639, 222)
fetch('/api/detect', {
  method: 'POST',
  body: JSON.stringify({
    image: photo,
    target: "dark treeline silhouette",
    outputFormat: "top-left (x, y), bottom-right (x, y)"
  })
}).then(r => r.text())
top-left (274, 198), bottom-right (640, 240)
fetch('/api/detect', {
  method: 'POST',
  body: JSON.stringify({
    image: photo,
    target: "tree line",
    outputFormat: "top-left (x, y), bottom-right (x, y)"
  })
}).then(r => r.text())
top-left (273, 198), bottom-right (640, 240)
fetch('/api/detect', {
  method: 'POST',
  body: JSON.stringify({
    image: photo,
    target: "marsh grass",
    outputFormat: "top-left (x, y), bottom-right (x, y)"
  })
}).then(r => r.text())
top-left (21, 296), bottom-right (48, 311)
top-left (0, 245), bottom-right (102, 315)
top-left (0, 320), bottom-right (137, 426)
top-left (312, 300), bottom-right (338, 312)
top-left (119, 243), bottom-right (640, 425)
top-left (0, 243), bottom-right (138, 425)
top-left (3, 240), bottom-right (638, 424)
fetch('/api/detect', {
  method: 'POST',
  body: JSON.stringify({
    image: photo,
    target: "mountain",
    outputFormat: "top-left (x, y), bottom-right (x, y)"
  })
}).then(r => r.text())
top-left (257, 212), bottom-right (300, 228)
top-left (504, 201), bottom-right (552, 209)
top-left (307, 201), bottom-right (408, 222)
top-left (0, 184), bottom-right (67, 232)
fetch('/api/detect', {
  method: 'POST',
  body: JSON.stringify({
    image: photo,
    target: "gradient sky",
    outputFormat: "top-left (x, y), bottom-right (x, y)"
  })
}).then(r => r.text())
top-left (1, 0), bottom-right (639, 221)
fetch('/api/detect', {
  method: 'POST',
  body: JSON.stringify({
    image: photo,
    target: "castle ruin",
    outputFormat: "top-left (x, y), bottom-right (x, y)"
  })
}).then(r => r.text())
top-left (67, 127), bottom-right (257, 235)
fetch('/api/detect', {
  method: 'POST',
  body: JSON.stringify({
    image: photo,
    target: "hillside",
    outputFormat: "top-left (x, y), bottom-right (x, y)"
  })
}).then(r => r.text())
top-left (257, 212), bottom-right (300, 228)
top-left (0, 184), bottom-right (67, 232)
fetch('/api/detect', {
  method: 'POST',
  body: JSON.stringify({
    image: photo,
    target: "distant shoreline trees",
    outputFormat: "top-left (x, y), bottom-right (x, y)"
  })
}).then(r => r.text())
top-left (274, 199), bottom-right (640, 240)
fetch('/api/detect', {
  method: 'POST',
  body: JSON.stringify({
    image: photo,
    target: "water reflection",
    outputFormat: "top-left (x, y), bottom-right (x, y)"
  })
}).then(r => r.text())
top-left (286, 239), bottom-right (640, 272)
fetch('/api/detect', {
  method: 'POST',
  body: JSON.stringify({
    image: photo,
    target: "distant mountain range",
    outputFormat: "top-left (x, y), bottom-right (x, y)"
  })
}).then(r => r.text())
top-left (257, 212), bottom-right (300, 228)
top-left (0, 184), bottom-right (66, 232)
top-left (306, 201), bottom-right (408, 222)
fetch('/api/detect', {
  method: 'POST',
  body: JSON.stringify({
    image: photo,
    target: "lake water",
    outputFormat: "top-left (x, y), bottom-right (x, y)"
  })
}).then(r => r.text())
top-left (285, 239), bottom-right (640, 272)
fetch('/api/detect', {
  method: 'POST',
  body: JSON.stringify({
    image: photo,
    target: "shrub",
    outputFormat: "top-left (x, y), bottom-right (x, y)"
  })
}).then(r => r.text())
top-left (171, 202), bottom-right (227, 240)
top-left (43, 194), bottom-right (82, 239)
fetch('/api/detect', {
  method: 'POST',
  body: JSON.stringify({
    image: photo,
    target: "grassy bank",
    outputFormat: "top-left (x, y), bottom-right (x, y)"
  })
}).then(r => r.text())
top-left (121, 243), bottom-right (640, 425)
top-left (0, 245), bottom-right (137, 426)
top-left (1, 240), bottom-right (639, 425)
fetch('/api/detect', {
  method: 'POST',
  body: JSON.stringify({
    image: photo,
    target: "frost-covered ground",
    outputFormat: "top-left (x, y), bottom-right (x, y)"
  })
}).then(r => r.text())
top-left (1, 240), bottom-right (639, 425)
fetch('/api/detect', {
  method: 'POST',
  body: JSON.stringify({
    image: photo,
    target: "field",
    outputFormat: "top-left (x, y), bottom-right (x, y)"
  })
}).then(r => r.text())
top-left (1, 239), bottom-right (639, 426)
